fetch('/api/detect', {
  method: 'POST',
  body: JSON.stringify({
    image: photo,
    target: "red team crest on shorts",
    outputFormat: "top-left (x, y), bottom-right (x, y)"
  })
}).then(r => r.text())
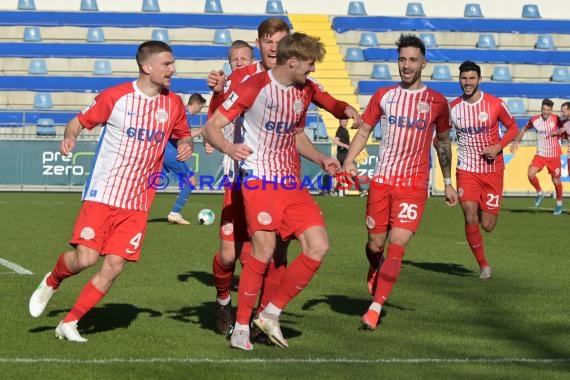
top-left (365, 215), bottom-right (375, 229)
top-left (221, 223), bottom-right (234, 236)
top-left (80, 226), bottom-right (95, 240)
top-left (257, 211), bottom-right (272, 225)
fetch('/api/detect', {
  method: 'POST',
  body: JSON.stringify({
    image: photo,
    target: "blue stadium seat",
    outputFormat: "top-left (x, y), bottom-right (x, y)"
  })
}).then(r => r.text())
top-left (506, 99), bottom-right (526, 115)
top-left (265, 0), bottom-right (284, 14)
top-left (373, 123), bottom-right (382, 140)
top-left (535, 34), bottom-right (555, 50)
top-left (359, 32), bottom-right (379, 47)
top-left (551, 67), bottom-right (570, 82)
top-left (371, 63), bottom-right (391, 80)
top-left (431, 65), bottom-right (452, 80)
top-left (213, 29), bottom-right (232, 45)
top-left (28, 58), bottom-right (47, 75)
top-left (204, 0), bottom-right (223, 13)
top-left (151, 28), bottom-right (170, 43)
top-left (93, 60), bottom-right (112, 75)
top-left (314, 122), bottom-right (329, 140)
top-left (491, 66), bottom-right (512, 81)
top-left (222, 62), bottom-right (232, 75)
top-left (36, 118), bottom-right (56, 137)
top-left (305, 122), bottom-right (317, 141)
top-left (308, 103), bottom-right (318, 111)
top-left (142, 0), bottom-right (160, 12)
top-left (86, 27), bottom-right (105, 43)
top-left (522, 4), bottom-right (541, 18)
top-left (23, 26), bottom-right (41, 42)
top-left (345, 47), bottom-right (364, 62)
top-left (419, 33), bottom-right (437, 48)
top-left (80, 0), bottom-right (99, 11)
top-left (34, 93), bottom-right (53, 109)
top-left (464, 3), bottom-right (483, 17)
top-left (406, 2), bottom-right (425, 17)
top-left (18, 0), bottom-right (36, 10)
top-left (476, 34), bottom-right (496, 48)
top-left (347, 1), bottom-right (367, 15)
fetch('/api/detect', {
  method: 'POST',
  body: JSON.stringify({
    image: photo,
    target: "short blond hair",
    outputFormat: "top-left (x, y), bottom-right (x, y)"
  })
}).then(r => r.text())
top-left (276, 33), bottom-right (325, 65)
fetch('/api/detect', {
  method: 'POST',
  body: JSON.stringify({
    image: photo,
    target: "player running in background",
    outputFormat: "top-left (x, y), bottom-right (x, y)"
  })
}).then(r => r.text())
top-left (511, 98), bottom-right (564, 215)
top-left (28, 41), bottom-right (193, 342)
top-left (449, 61), bottom-right (519, 279)
top-left (164, 93), bottom-right (207, 225)
top-left (341, 33), bottom-right (458, 330)
top-left (204, 32), bottom-right (361, 350)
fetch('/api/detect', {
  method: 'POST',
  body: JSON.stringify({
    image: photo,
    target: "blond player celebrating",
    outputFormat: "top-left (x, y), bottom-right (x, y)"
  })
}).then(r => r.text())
top-left (204, 32), bottom-right (360, 350)
top-left (450, 61), bottom-right (519, 280)
top-left (342, 34), bottom-right (458, 331)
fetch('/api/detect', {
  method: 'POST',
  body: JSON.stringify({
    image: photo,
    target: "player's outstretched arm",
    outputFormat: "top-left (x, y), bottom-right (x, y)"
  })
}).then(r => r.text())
top-left (176, 137), bottom-right (194, 161)
top-left (295, 130), bottom-right (340, 174)
top-left (435, 130), bottom-right (458, 206)
top-left (510, 128), bottom-right (527, 153)
top-left (60, 117), bottom-right (83, 156)
top-left (203, 110), bottom-right (252, 161)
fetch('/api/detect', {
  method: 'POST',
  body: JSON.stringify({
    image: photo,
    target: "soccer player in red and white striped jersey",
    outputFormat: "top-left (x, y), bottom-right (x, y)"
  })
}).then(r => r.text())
top-left (28, 41), bottom-right (193, 342)
top-left (342, 34), bottom-right (458, 331)
top-left (560, 101), bottom-right (570, 174)
top-left (204, 33), bottom-right (361, 350)
top-left (511, 98), bottom-right (564, 215)
top-left (450, 61), bottom-right (519, 280)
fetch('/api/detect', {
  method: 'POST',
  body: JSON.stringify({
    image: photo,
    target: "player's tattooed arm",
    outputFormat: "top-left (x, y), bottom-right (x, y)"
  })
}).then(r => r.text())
top-left (435, 130), bottom-right (452, 178)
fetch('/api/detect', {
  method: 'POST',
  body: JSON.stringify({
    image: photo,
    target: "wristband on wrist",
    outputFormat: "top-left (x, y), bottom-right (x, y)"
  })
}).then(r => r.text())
top-left (443, 177), bottom-right (452, 185)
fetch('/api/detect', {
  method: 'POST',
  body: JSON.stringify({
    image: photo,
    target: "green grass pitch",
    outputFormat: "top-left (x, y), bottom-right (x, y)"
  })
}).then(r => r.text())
top-left (0, 192), bottom-right (568, 379)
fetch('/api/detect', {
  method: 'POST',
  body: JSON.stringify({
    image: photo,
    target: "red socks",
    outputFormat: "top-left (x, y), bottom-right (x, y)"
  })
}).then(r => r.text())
top-left (373, 244), bottom-right (405, 305)
top-left (235, 256), bottom-right (267, 325)
top-left (47, 253), bottom-right (74, 290)
top-left (465, 223), bottom-right (488, 268)
top-left (63, 280), bottom-right (105, 323)
top-left (257, 261), bottom-right (287, 313)
top-left (212, 252), bottom-right (235, 301)
top-left (555, 182), bottom-right (563, 201)
top-left (270, 253), bottom-right (321, 310)
top-left (529, 176), bottom-right (542, 193)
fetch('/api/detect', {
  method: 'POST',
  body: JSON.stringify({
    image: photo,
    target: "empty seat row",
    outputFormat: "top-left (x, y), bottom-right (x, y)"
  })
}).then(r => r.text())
top-left (368, 63), bottom-right (570, 82)
top-left (22, 26), bottom-right (236, 45)
top-left (17, 0), bottom-right (286, 14)
top-left (348, 1), bottom-right (542, 18)
top-left (356, 32), bottom-right (558, 50)
top-left (28, 59), bottom-right (113, 75)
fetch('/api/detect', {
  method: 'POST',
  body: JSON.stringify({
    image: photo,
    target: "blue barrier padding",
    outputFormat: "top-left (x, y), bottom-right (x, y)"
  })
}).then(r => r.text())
top-left (362, 48), bottom-right (570, 66)
top-left (0, 76), bottom-right (210, 94)
top-left (0, 43), bottom-right (260, 60)
top-left (357, 80), bottom-right (570, 99)
top-left (333, 16), bottom-right (570, 35)
top-left (0, 11), bottom-right (291, 29)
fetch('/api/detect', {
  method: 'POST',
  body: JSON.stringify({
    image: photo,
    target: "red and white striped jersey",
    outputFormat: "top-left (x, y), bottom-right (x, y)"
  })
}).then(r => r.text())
top-left (524, 114), bottom-right (562, 158)
top-left (78, 81), bottom-right (189, 211)
top-left (362, 84), bottom-right (450, 188)
top-left (450, 92), bottom-right (518, 173)
top-left (218, 70), bottom-right (346, 180)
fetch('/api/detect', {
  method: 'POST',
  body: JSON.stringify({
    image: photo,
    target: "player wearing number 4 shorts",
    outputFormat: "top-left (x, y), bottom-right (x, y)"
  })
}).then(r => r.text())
top-left (342, 34), bottom-right (458, 331)
top-left (450, 61), bottom-right (519, 280)
top-left (28, 41), bottom-right (193, 342)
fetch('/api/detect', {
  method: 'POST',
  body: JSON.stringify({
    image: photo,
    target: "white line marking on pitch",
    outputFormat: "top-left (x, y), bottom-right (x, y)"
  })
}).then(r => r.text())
top-left (0, 357), bottom-right (568, 364)
top-left (0, 258), bottom-right (33, 275)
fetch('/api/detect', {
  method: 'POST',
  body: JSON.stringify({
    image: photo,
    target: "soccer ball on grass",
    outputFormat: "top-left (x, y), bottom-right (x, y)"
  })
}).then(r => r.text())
top-left (197, 208), bottom-right (215, 225)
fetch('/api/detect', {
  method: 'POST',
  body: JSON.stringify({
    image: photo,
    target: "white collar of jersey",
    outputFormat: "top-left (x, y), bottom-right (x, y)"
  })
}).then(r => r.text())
top-left (398, 84), bottom-right (427, 94)
top-left (132, 80), bottom-right (160, 100)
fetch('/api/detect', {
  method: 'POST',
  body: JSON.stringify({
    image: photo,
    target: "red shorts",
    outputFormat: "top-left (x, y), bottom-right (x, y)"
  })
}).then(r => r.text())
top-left (366, 186), bottom-right (428, 234)
top-left (242, 179), bottom-right (325, 239)
top-left (70, 201), bottom-right (148, 261)
top-left (531, 155), bottom-right (561, 178)
top-left (456, 169), bottom-right (503, 215)
top-left (219, 185), bottom-right (249, 242)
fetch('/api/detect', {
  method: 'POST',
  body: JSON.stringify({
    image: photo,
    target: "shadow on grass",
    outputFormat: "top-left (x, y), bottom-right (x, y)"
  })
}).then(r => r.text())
top-left (165, 302), bottom-right (302, 341)
top-left (28, 303), bottom-right (161, 336)
top-left (403, 260), bottom-right (473, 277)
top-left (503, 207), bottom-right (557, 214)
top-left (147, 217), bottom-right (170, 223)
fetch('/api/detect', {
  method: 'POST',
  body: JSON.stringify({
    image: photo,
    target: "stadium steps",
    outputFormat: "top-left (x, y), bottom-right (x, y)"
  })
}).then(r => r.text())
top-left (288, 14), bottom-right (360, 138)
